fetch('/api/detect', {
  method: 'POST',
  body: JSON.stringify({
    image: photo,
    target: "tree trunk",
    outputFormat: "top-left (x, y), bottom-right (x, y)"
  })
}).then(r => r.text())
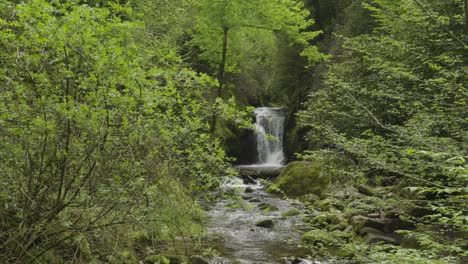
top-left (211, 27), bottom-right (229, 132)
top-left (217, 27), bottom-right (229, 98)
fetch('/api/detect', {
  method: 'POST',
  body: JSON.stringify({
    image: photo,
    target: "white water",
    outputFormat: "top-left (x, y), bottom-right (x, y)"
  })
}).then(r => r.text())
top-left (254, 107), bottom-right (286, 166)
top-left (206, 177), bottom-right (316, 264)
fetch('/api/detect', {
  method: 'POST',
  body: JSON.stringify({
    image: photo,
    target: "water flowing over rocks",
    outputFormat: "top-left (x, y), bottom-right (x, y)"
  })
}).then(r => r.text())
top-left (205, 177), bottom-right (315, 264)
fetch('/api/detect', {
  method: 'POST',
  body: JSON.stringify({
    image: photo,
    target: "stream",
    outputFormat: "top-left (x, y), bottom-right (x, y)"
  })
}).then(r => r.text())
top-left (204, 175), bottom-right (316, 264)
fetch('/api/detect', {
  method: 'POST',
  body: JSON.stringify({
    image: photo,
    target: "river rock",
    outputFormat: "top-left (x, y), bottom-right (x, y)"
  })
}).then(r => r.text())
top-left (364, 233), bottom-right (399, 245)
top-left (258, 203), bottom-right (279, 212)
top-left (245, 187), bottom-right (254, 193)
top-left (255, 219), bottom-right (275, 228)
top-left (275, 161), bottom-right (331, 197)
top-left (282, 208), bottom-right (301, 217)
top-left (237, 165), bottom-right (284, 179)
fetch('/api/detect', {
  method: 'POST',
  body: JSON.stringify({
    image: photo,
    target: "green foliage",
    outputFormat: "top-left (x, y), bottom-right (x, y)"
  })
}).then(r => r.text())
top-left (0, 0), bottom-right (249, 262)
top-left (297, 0), bottom-right (467, 262)
top-left (189, 0), bottom-right (325, 101)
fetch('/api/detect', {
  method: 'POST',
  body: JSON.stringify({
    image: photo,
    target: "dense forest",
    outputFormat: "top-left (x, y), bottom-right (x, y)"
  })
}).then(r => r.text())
top-left (0, 0), bottom-right (466, 263)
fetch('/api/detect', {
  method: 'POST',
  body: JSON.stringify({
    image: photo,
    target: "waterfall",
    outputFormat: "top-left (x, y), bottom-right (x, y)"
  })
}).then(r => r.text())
top-left (254, 107), bottom-right (286, 166)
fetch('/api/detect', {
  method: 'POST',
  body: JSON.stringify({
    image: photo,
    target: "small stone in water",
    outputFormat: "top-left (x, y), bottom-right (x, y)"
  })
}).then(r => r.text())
top-left (255, 219), bottom-right (275, 228)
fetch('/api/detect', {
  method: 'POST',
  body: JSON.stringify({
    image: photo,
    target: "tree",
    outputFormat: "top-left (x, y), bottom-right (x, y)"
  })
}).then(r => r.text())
top-left (297, 0), bottom-right (467, 261)
top-left (190, 0), bottom-right (323, 98)
top-left (0, 0), bottom-right (244, 262)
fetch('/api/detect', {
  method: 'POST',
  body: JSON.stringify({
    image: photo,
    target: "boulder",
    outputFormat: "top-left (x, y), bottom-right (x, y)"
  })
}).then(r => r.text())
top-left (358, 227), bottom-right (384, 236)
top-left (351, 215), bottom-right (385, 231)
top-left (363, 233), bottom-right (399, 245)
top-left (384, 217), bottom-right (414, 233)
top-left (275, 161), bottom-right (330, 197)
top-left (255, 219), bottom-right (275, 228)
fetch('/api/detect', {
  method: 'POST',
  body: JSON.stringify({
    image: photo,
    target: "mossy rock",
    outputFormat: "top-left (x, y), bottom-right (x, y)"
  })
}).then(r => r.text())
top-left (282, 208), bottom-right (301, 217)
top-left (275, 161), bottom-right (330, 197)
top-left (301, 229), bottom-right (339, 246)
top-left (313, 212), bottom-right (348, 230)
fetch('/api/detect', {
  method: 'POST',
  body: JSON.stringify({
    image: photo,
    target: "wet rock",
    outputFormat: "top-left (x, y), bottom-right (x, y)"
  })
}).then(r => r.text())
top-left (367, 212), bottom-right (381, 218)
top-left (250, 198), bottom-right (261, 203)
top-left (242, 175), bottom-right (257, 184)
top-left (282, 209), bottom-right (301, 217)
top-left (351, 215), bottom-right (385, 231)
top-left (381, 176), bottom-right (398, 186)
top-left (275, 161), bottom-right (331, 197)
top-left (245, 187), bottom-right (254, 193)
top-left (357, 184), bottom-right (375, 196)
top-left (358, 227), bottom-right (384, 236)
top-left (255, 219), bottom-right (275, 228)
top-left (364, 233), bottom-right (399, 245)
top-left (237, 166), bottom-right (284, 179)
top-left (384, 217), bottom-right (414, 233)
top-left (258, 203), bottom-right (279, 212)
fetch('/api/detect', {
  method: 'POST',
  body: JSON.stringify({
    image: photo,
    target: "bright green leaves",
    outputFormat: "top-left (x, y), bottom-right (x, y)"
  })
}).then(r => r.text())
top-left (297, 0), bottom-right (467, 260)
top-left (0, 1), bottom-right (243, 262)
top-left (191, 0), bottom-right (323, 73)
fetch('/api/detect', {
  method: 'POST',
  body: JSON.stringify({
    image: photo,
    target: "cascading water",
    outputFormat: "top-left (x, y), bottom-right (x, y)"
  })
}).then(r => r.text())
top-left (254, 107), bottom-right (286, 166)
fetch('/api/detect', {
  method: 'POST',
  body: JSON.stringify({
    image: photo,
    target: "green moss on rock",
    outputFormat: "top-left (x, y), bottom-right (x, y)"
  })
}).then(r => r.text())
top-left (282, 208), bottom-right (301, 217)
top-left (301, 229), bottom-right (339, 246)
top-left (275, 161), bottom-right (330, 197)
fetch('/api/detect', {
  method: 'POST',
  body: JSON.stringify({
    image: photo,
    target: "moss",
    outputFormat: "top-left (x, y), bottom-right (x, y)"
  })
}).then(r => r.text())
top-left (144, 255), bottom-right (170, 264)
top-left (258, 203), bottom-right (279, 212)
top-left (301, 229), bottom-right (339, 246)
top-left (120, 250), bottom-right (139, 264)
top-left (275, 161), bottom-right (331, 197)
top-left (282, 208), bottom-right (301, 217)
